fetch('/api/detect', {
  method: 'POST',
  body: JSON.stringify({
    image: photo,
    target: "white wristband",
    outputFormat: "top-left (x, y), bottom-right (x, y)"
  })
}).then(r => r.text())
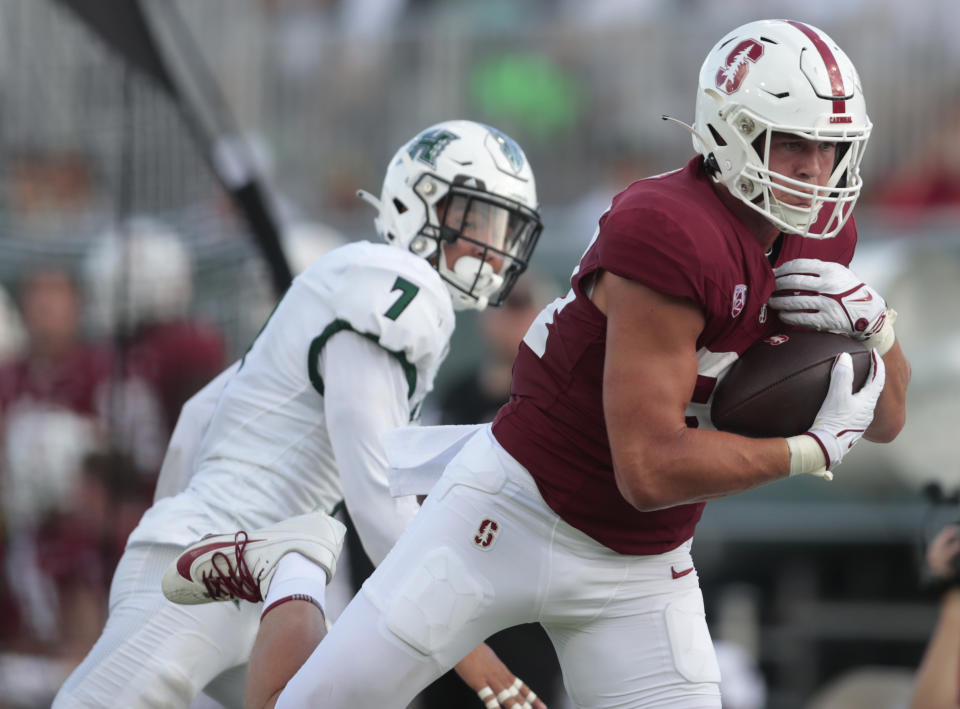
top-left (864, 308), bottom-right (897, 356)
top-left (786, 434), bottom-right (832, 480)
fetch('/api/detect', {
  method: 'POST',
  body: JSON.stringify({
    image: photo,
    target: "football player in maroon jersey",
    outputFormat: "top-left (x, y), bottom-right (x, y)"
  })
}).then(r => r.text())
top-left (167, 20), bottom-right (909, 709)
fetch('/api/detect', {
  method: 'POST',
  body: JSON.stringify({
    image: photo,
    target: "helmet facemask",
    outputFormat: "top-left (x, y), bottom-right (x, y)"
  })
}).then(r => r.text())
top-left (414, 175), bottom-right (541, 311)
top-left (721, 105), bottom-right (870, 239)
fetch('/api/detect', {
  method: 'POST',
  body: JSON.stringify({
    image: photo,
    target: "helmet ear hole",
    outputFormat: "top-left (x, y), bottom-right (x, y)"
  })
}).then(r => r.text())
top-left (392, 198), bottom-right (408, 215)
top-left (707, 124), bottom-right (727, 147)
top-left (703, 153), bottom-right (721, 177)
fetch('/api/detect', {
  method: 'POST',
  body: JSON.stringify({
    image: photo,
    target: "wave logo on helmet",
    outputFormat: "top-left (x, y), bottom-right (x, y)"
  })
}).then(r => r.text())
top-left (486, 126), bottom-right (526, 174)
top-left (406, 128), bottom-right (459, 167)
top-left (715, 39), bottom-right (765, 95)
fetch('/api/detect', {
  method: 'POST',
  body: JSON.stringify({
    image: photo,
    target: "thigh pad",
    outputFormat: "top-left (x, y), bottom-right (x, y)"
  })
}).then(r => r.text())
top-left (664, 589), bottom-right (722, 684)
top-left (384, 546), bottom-right (491, 656)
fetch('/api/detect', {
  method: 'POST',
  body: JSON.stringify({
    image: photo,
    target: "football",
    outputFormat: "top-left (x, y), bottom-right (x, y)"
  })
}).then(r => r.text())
top-left (710, 330), bottom-right (871, 438)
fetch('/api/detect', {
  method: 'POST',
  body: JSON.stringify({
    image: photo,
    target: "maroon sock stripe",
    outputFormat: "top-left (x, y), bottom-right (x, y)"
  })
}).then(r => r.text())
top-left (261, 593), bottom-right (324, 620)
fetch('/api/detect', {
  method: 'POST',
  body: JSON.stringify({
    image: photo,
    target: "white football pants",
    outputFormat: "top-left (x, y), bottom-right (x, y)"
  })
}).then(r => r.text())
top-left (278, 426), bottom-right (721, 709)
top-left (53, 544), bottom-right (258, 709)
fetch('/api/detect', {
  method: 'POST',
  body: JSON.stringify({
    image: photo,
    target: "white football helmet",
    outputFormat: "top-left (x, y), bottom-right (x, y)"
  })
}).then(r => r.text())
top-left (692, 19), bottom-right (871, 239)
top-left (85, 217), bottom-right (194, 333)
top-left (358, 120), bottom-right (542, 310)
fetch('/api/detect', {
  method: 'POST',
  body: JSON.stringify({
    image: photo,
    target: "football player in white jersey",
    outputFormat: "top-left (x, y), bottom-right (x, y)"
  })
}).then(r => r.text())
top-left (53, 119), bottom-right (543, 709)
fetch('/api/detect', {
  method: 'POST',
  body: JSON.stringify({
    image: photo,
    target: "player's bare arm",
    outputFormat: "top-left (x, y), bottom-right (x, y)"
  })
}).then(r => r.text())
top-left (595, 271), bottom-right (790, 511)
top-left (864, 337), bottom-right (909, 442)
top-left (909, 526), bottom-right (960, 709)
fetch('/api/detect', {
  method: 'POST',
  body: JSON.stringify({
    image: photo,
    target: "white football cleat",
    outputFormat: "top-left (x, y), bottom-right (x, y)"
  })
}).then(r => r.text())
top-left (161, 510), bottom-right (346, 605)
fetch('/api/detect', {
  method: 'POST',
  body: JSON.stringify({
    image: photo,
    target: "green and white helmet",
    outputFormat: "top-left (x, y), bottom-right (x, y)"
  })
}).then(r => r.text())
top-left (359, 120), bottom-right (542, 310)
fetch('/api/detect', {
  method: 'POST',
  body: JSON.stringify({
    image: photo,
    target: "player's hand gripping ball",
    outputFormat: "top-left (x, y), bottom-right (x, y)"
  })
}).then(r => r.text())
top-left (768, 259), bottom-right (890, 346)
top-left (711, 330), bottom-right (871, 438)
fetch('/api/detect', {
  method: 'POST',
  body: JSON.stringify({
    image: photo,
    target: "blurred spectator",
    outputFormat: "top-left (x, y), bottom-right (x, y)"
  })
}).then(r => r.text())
top-left (872, 106), bottom-right (960, 214)
top-left (0, 266), bottom-right (108, 568)
top-left (909, 523), bottom-right (960, 708)
top-left (807, 517), bottom-right (960, 709)
top-left (0, 267), bottom-right (112, 707)
top-left (2, 407), bottom-right (100, 537)
top-left (0, 452), bottom-right (143, 709)
top-left (84, 217), bottom-right (227, 490)
top-left (0, 415), bottom-right (103, 649)
top-left (0, 268), bottom-right (108, 425)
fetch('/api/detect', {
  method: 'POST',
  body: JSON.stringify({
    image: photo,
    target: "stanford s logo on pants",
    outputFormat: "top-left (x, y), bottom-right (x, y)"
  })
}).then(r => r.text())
top-left (473, 519), bottom-right (500, 550)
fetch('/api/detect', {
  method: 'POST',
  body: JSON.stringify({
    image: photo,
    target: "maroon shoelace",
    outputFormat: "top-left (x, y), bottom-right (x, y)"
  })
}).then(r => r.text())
top-left (201, 531), bottom-right (265, 602)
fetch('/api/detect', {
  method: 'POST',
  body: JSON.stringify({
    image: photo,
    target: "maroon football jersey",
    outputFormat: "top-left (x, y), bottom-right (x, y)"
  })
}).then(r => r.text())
top-left (493, 157), bottom-right (856, 554)
top-left (122, 320), bottom-right (226, 434)
top-left (0, 344), bottom-right (110, 418)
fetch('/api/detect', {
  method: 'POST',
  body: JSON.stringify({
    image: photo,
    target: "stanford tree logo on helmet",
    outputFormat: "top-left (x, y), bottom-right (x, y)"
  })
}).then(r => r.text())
top-left (715, 39), bottom-right (764, 95)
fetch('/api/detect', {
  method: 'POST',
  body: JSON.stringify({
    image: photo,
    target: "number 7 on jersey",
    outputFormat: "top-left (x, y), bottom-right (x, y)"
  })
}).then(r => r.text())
top-left (384, 276), bottom-right (419, 320)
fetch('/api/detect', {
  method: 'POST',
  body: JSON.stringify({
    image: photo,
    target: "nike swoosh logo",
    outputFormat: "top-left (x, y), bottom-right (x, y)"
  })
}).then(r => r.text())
top-left (848, 291), bottom-right (873, 303)
top-left (671, 566), bottom-right (694, 579)
top-left (176, 539), bottom-right (250, 581)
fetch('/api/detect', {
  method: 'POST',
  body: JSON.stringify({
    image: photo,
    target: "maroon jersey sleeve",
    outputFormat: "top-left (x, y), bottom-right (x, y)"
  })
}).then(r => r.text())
top-left (594, 204), bottom-right (707, 305)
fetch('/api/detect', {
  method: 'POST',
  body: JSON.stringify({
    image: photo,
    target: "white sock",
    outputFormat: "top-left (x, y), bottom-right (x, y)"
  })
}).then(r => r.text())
top-left (261, 552), bottom-right (328, 620)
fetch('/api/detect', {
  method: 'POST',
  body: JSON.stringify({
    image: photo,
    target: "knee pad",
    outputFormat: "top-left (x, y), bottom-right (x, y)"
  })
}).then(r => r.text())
top-left (664, 589), bottom-right (722, 684)
top-left (383, 546), bottom-right (491, 656)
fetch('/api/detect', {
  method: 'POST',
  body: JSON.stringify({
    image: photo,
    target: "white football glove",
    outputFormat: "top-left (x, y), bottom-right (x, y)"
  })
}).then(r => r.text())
top-left (787, 350), bottom-right (885, 478)
top-left (769, 259), bottom-right (896, 354)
